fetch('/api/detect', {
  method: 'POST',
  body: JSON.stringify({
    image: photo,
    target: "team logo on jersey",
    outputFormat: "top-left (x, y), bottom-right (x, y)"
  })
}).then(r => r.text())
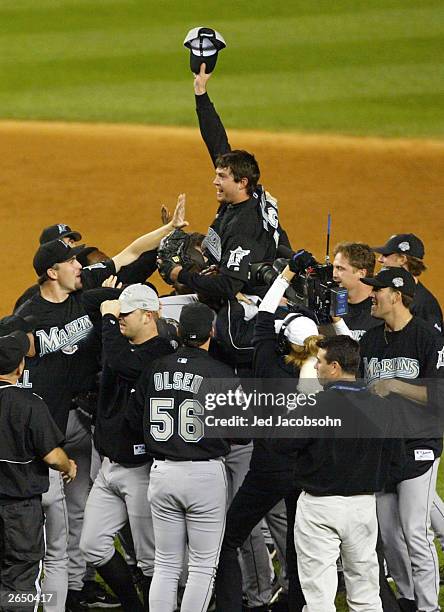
top-left (36, 315), bottom-right (93, 356)
top-left (202, 227), bottom-right (222, 262)
top-left (227, 246), bottom-right (251, 271)
top-left (392, 277), bottom-right (404, 288)
top-left (398, 241), bottom-right (410, 251)
top-left (437, 347), bottom-right (444, 369)
top-left (350, 329), bottom-right (366, 341)
top-left (363, 356), bottom-right (420, 383)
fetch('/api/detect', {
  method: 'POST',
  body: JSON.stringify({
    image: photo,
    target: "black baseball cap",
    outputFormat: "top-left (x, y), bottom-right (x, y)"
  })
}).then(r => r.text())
top-left (360, 267), bottom-right (416, 297)
top-left (372, 234), bottom-right (424, 259)
top-left (33, 239), bottom-right (85, 276)
top-left (0, 314), bottom-right (37, 336)
top-left (179, 303), bottom-right (215, 343)
top-left (0, 331), bottom-right (30, 374)
top-left (39, 223), bottom-right (82, 245)
top-left (184, 27), bottom-right (226, 74)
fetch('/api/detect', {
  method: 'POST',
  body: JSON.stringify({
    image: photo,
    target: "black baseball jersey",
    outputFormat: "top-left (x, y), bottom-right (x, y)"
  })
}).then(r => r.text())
top-left (359, 316), bottom-right (444, 480)
top-left (176, 93), bottom-right (290, 299)
top-left (127, 346), bottom-right (232, 461)
top-left (94, 314), bottom-right (176, 464)
top-left (0, 384), bottom-right (64, 502)
top-left (412, 281), bottom-right (443, 334)
top-left (343, 297), bottom-right (382, 341)
top-left (15, 260), bottom-right (115, 432)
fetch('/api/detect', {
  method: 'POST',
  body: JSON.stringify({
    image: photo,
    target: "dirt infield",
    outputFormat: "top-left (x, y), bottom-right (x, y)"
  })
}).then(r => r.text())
top-left (1, 120), bottom-right (443, 316)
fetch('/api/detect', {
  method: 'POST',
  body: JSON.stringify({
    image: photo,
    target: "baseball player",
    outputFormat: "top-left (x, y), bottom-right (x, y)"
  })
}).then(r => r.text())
top-left (127, 302), bottom-right (233, 612)
top-left (80, 283), bottom-right (177, 612)
top-left (0, 330), bottom-right (76, 612)
top-left (14, 223), bottom-right (83, 312)
top-left (358, 267), bottom-right (444, 612)
top-left (372, 233), bottom-right (443, 333)
top-left (13, 199), bottom-right (187, 611)
top-left (163, 64), bottom-right (290, 299)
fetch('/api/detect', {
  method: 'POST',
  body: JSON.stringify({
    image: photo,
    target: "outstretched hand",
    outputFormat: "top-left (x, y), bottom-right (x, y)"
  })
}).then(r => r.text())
top-left (170, 193), bottom-right (188, 229)
top-left (194, 63), bottom-right (212, 95)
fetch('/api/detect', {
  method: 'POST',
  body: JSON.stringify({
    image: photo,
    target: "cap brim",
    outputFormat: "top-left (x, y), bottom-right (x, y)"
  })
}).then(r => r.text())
top-left (59, 244), bottom-right (86, 263)
top-left (371, 245), bottom-right (393, 255)
top-left (118, 305), bottom-right (136, 314)
top-left (60, 230), bottom-right (82, 241)
top-left (360, 278), bottom-right (387, 289)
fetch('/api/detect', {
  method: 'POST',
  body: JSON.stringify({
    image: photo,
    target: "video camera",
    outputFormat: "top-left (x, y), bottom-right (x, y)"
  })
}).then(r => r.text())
top-left (250, 245), bottom-right (348, 325)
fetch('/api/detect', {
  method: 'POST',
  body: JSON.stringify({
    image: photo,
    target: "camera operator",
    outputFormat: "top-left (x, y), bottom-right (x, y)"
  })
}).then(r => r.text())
top-left (162, 64), bottom-right (290, 300)
top-left (215, 258), bottom-right (322, 612)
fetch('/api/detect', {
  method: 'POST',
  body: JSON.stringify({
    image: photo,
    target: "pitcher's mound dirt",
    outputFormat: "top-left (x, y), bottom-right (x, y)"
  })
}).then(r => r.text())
top-left (1, 121), bottom-right (443, 315)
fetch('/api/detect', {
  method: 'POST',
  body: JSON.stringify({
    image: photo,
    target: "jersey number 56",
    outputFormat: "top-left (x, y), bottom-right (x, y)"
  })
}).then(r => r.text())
top-left (149, 398), bottom-right (204, 443)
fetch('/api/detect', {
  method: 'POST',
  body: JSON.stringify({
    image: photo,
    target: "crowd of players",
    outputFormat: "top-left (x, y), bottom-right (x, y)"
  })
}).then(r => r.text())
top-left (1, 64), bottom-right (443, 612)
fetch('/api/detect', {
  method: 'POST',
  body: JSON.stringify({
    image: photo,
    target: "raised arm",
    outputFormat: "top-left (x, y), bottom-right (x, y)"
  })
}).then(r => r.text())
top-left (194, 63), bottom-right (231, 165)
top-left (111, 194), bottom-right (188, 273)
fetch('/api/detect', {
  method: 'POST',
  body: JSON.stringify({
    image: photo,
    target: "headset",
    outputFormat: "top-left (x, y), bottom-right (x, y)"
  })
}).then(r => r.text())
top-left (276, 313), bottom-right (304, 355)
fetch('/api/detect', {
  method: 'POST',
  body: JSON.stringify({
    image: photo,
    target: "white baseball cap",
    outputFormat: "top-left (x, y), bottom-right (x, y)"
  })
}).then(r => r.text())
top-left (275, 315), bottom-right (319, 345)
top-left (119, 284), bottom-right (160, 314)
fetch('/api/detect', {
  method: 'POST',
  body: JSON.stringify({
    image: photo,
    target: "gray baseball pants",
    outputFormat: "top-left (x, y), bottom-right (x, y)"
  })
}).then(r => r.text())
top-left (64, 408), bottom-right (94, 590)
top-left (148, 458), bottom-right (228, 612)
top-left (79, 457), bottom-right (155, 575)
top-left (377, 459), bottom-right (440, 612)
top-left (41, 469), bottom-right (69, 612)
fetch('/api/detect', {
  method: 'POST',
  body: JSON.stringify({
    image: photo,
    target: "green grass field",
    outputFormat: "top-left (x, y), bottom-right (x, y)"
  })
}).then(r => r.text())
top-left (1, 0), bottom-right (443, 137)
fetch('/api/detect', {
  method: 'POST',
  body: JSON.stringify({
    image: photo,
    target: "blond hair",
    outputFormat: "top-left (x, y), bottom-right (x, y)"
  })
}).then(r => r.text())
top-left (284, 335), bottom-right (324, 370)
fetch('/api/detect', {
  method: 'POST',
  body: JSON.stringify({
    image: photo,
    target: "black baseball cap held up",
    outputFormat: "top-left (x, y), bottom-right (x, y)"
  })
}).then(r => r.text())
top-left (0, 331), bottom-right (30, 374)
top-left (372, 234), bottom-right (424, 260)
top-left (0, 314), bottom-right (37, 337)
top-left (184, 27), bottom-right (226, 74)
top-left (360, 267), bottom-right (416, 298)
top-left (39, 223), bottom-right (82, 245)
top-left (179, 302), bottom-right (215, 343)
top-left (33, 239), bottom-right (85, 276)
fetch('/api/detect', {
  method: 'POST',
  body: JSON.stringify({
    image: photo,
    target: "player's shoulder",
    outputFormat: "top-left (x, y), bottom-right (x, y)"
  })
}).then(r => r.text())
top-left (359, 322), bottom-right (384, 344)
top-left (411, 315), bottom-right (443, 342)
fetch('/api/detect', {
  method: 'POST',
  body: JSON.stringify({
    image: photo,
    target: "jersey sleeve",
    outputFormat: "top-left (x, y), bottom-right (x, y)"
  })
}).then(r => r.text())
top-left (177, 268), bottom-right (244, 299)
top-left (195, 92), bottom-right (231, 166)
top-left (81, 259), bottom-right (116, 290)
top-left (117, 250), bottom-right (158, 285)
top-left (28, 395), bottom-right (65, 457)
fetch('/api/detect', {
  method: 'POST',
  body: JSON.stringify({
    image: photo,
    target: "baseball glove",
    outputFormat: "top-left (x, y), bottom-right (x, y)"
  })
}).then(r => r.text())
top-left (157, 229), bottom-right (205, 284)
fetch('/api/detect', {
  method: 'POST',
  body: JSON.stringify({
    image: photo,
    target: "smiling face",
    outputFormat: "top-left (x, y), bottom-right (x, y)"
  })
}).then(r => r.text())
top-left (49, 257), bottom-right (83, 292)
top-left (370, 286), bottom-right (398, 319)
top-left (213, 166), bottom-right (247, 204)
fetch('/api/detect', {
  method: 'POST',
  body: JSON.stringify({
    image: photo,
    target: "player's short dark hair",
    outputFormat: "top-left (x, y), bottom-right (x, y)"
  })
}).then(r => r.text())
top-left (215, 150), bottom-right (260, 196)
top-left (317, 335), bottom-right (360, 376)
top-left (405, 255), bottom-right (427, 277)
top-left (334, 242), bottom-right (375, 277)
